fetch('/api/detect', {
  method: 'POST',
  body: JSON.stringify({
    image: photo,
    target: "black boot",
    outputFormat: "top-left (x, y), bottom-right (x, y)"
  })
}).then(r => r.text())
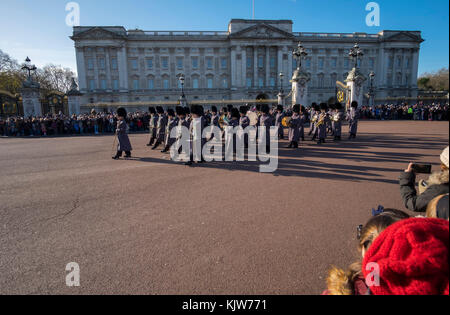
top-left (161, 145), bottom-right (170, 153)
top-left (287, 142), bottom-right (293, 148)
top-left (125, 151), bottom-right (132, 158)
top-left (152, 141), bottom-right (161, 150)
top-left (147, 138), bottom-right (155, 147)
top-left (112, 151), bottom-right (122, 160)
top-left (294, 141), bottom-right (299, 148)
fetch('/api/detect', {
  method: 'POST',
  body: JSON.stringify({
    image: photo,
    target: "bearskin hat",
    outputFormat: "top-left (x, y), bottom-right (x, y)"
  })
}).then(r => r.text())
top-left (148, 107), bottom-right (156, 114)
top-left (329, 103), bottom-right (336, 110)
top-left (320, 103), bottom-right (328, 111)
top-left (277, 105), bottom-right (284, 111)
top-left (191, 105), bottom-right (203, 116)
top-left (314, 104), bottom-right (321, 111)
top-left (167, 108), bottom-right (175, 117)
top-left (211, 106), bottom-right (218, 113)
top-left (300, 105), bottom-right (306, 113)
top-left (256, 104), bottom-right (262, 112)
top-left (227, 104), bottom-right (234, 112)
top-left (184, 107), bottom-right (190, 115)
top-left (239, 105), bottom-right (248, 114)
top-left (117, 107), bottom-right (127, 118)
top-left (335, 102), bottom-right (343, 110)
top-left (293, 104), bottom-right (300, 114)
top-left (156, 106), bottom-right (164, 114)
top-left (231, 108), bottom-right (240, 119)
top-left (261, 104), bottom-right (270, 114)
top-left (351, 101), bottom-right (359, 108)
top-left (176, 106), bottom-right (185, 116)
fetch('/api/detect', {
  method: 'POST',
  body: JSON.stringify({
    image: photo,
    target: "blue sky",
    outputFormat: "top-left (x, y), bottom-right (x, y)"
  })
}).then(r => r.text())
top-left (0, 0), bottom-right (448, 76)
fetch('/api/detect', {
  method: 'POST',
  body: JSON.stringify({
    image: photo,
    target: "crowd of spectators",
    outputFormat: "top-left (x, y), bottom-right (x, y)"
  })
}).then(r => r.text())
top-left (0, 111), bottom-right (150, 137)
top-left (358, 102), bottom-right (449, 121)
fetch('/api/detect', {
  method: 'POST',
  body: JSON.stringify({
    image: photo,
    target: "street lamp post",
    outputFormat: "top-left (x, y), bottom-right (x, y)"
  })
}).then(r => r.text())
top-left (21, 57), bottom-right (37, 82)
top-left (178, 74), bottom-right (186, 106)
top-left (349, 43), bottom-right (364, 69)
top-left (369, 71), bottom-right (375, 107)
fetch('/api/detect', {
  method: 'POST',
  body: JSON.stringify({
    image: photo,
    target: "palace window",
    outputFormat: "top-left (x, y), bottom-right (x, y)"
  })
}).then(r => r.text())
top-left (270, 77), bottom-right (276, 87)
top-left (89, 79), bottom-right (96, 90)
top-left (397, 57), bottom-right (402, 68)
top-left (305, 58), bottom-right (311, 69)
top-left (405, 57), bottom-right (410, 68)
top-left (87, 58), bottom-right (94, 70)
top-left (99, 58), bottom-right (105, 69)
top-left (192, 57), bottom-right (199, 69)
top-left (111, 58), bottom-right (118, 70)
top-left (270, 57), bottom-right (276, 69)
top-left (222, 78), bottom-right (228, 88)
top-left (100, 79), bottom-right (107, 90)
top-left (148, 79), bottom-right (154, 90)
top-left (221, 58), bottom-right (227, 69)
top-left (207, 78), bottom-right (213, 89)
top-left (344, 58), bottom-right (349, 69)
top-left (177, 57), bottom-right (184, 70)
top-left (163, 79), bottom-right (169, 89)
top-left (206, 57), bottom-right (213, 70)
top-left (161, 57), bottom-right (169, 69)
top-left (246, 78), bottom-right (252, 88)
top-left (131, 59), bottom-right (138, 70)
top-left (258, 56), bottom-right (264, 68)
top-left (147, 59), bottom-right (153, 70)
top-left (192, 78), bottom-right (199, 89)
top-left (247, 57), bottom-right (252, 69)
top-left (258, 78), bottom-right (264, 88)
top-left (331, 58), bottom-right (337, 68)
top-left (133, 79), bottom-right (139, 90)
top-left (112, 79), bottom-right (119, 90)
top-left (318, 58), bottom-right (324, 70)
top-left (369, 58), bottom-right (375, 69)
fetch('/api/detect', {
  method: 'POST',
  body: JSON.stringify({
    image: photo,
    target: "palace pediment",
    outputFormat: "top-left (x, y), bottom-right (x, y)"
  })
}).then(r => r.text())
top-left (230, 23), bottom-right (294, 40)
top-left (71, 27), bottom-right (126, 40)
top-left (383, 31), bottom-right (424, 43)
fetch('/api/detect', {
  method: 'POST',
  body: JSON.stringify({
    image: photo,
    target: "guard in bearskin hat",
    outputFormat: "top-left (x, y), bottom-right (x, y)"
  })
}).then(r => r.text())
top-left (112, 107), bottom-right (133, 160)
top-left (175, 106), bottom-right (190, 156)
top-left (299, 105), bottom-right (306, 142)
top-left (185, 105), bottom-right (207, 166)
top-left (161, 108), bottom-right (179, 153)
top-left (332, 103), bottom-right (344, 141)
top-left (152, 106), bottom-right (168, 150)
top-left (347, 101), bottom-right (359, 139)
top-left (238, 105), bottom-right (250, 149)
top-left (147, 107), bottom-right (158, 147)
top-left (309, 103), bottom-right (320, 141)
top-left (317, 103), bottom-right (329, 144)
top-left (287, 105), bottom-right (301, 149)
top-left (275, 105), bottom-right (285, 140)
top-left (259, 104), bottom-right (273, 153)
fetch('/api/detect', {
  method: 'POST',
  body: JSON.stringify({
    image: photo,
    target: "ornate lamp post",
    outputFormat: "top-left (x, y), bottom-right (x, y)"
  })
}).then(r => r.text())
top-left (21, 57), bottom-right (37, 82)
top-left (349, 43), bottom-right (364, 69)
top-left (178, 74), bottom-right (186, 106)
top-left (369, 71), bottom-right (375, 107)
top-left (292, 42), bottom-right (308, 70)
top-left (278, 72), bottom-right (285, 106)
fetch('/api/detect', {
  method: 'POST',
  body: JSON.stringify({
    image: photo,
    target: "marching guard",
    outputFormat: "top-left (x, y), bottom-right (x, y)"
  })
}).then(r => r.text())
top-left (275, 105), bottom-right (285, 140)
top-left (152, 106), bottom-right (167, 150)
top-left (332, 103), bottom-right (344, 141)
top-left (162, 108), bottom-right (179, 153)
top-left (287, 104), bottom-right (301, 149)
top-left (299, 105), bottom-right (306, 142)
top-left (112, 107), bottom-right (133, 160)
top-left (317, 103), bottom-right (329, 145)
top-left (310, 103), bottom-right (320, 141)
top-left (347, 101), bottom-right (359, 140)
top-left (147, 106), bottom-right (158, 147)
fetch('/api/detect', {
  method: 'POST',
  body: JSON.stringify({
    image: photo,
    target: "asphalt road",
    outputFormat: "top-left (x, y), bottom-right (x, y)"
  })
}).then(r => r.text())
top-left (0, 121), bottom-right (448, 295)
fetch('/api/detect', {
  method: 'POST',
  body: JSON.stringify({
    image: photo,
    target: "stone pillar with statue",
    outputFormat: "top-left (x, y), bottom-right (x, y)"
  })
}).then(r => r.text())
top-left (345, 44), bottom-right (367, 109)
top-left (67, 78), bottom-right (83, 116)
top-left (290, 42), bottom-right (310, 107)
top-left (20, 57), bottom-right (42, 117)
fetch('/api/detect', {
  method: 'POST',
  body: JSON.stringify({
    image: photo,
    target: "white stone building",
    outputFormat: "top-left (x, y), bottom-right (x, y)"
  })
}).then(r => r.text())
top-left (71, 19), bottom-right (423, 109)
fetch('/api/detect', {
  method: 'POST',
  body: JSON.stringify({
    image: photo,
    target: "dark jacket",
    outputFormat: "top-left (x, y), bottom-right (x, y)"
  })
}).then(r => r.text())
top-left (399, 170), bottom-right (449, 212)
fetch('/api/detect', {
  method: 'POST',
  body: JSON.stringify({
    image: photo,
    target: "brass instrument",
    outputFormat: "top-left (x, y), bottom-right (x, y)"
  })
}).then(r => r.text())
top-left (316, 114), bottom-right (326, 127)
top-left (219, 114), bottom-right (230, 129)
top-left (282, 116), bottom-right (292, 128)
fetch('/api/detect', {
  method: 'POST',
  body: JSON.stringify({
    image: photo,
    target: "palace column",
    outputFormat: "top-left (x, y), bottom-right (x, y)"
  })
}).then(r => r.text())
top-left (265, 46), bottom-right (270, 87)
top-left (117, 45), bottom-right (129, 92)
top-left (105, 47), bottom-right (112, 91)
top-left (231, 46), bottom-right (237, 88)
top-left (411, 48), bottom-right (419, 88)
top-left (75, 47), bottom-right (87, 91)
top-left (253, 46), bottom-right (258, 87)
top-left (241, 46), bottom-right (247, 88)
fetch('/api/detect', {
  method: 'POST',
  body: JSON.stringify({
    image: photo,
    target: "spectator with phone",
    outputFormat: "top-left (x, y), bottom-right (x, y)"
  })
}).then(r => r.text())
top-left (399, 146), bottom-right (449, 212)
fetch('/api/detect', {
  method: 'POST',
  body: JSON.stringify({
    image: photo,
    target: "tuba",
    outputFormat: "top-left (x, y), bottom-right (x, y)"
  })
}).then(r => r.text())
top-left (282, 116), bottom-right (292, 128)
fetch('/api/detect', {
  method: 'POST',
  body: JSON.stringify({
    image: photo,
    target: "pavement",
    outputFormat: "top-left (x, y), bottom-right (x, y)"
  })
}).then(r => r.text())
top-left (0, 120), bottom-right (448, 295)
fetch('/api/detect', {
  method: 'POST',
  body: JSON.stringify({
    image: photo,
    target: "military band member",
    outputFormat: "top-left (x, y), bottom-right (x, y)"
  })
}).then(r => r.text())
top-left (210, 106), bottom-right (219, 128)
top-left (238, 105), bottom-right (250, 149)
top-left (112, 107), bottom-right (133, 160)
top-left (162, 108), bottom-right (179, 153)
top-left (287, 105), bottom-right (301, 149)
top-left (299, 105), bottom-right (306, 142)
top-left (175, 107), bottom-right (190, 156)
top-left (185, 105), bottom-right (207, 166)
top-left (147, 107), bottom-right (158, 147)
top-left (317, 103), bottom-right (329, 145)
top-left (327, 103), bottom-right (335, 136)
top-left (347, 101), bottom-right (359, 140)
top-left (152, 106), bottom-right (167, 150)
top-left (310, 103), bottom-right (320, 141)
top-left (275, 105), bottom-right (285, 140)
top-left (332, 103), bottom-right (344, 141)
top-left (259, 104), bottom-right (273, 153)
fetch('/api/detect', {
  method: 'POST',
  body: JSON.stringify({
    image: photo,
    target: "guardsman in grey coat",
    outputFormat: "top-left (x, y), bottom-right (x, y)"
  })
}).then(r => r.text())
top-left (288, 104), bottom-right (301, 148)
top-left (275, 105), bottom-right (285, 140)
top-left (308, 103), bottom-right (318, 138)
top-left (347, 101), bottom-right (359, 140)
top-left (152, 106), bottom-right (167, 150)
top-left (259, 104), bottom-right (274, 153)
top-left (332, 102), bottom-right (344, 141)
top-left (299, 105), bottom-right (306, 142)
top-left (147, 107), bottom-right (158, 147)
top-left (310, 103), bottom-right (320, 141)
top-left (207, 106), bottom-right (220, 142)
top-left (185, 105), bottom-right (207, 166)
top-left (176, 107), bottom-right (191, 155)
top-left (162, 108), bottom-right (179, 153)
top-left (317, 103), bottom-right (329, 144)
top-left (112, 107), bottom-right (133, 160)
top-left (238, 105), bottom-right (250, 149)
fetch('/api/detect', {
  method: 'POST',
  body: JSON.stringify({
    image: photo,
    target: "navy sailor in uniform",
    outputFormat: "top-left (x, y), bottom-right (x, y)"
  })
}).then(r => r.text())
top-left (112, 107), bottom-right (133, 160)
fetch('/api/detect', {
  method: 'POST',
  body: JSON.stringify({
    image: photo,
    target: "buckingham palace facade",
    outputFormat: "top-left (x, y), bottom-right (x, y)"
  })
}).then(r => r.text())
top-left (71, 19), bottom-right (424, 107)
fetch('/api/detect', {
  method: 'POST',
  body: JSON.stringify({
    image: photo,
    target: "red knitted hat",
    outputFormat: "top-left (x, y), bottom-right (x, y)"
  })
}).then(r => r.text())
top-left (362, 218), bottom-right (449, 295)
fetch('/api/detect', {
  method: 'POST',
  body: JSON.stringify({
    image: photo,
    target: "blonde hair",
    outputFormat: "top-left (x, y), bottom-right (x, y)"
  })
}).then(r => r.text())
top-left (326, 209), bottom-right (410, 295)
top-left (426, 194), bottom-right (449, 220)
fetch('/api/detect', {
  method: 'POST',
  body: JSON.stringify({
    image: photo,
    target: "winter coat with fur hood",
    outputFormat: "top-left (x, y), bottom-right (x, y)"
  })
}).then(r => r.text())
top-left (399, 169), bottom-right (449, 212)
